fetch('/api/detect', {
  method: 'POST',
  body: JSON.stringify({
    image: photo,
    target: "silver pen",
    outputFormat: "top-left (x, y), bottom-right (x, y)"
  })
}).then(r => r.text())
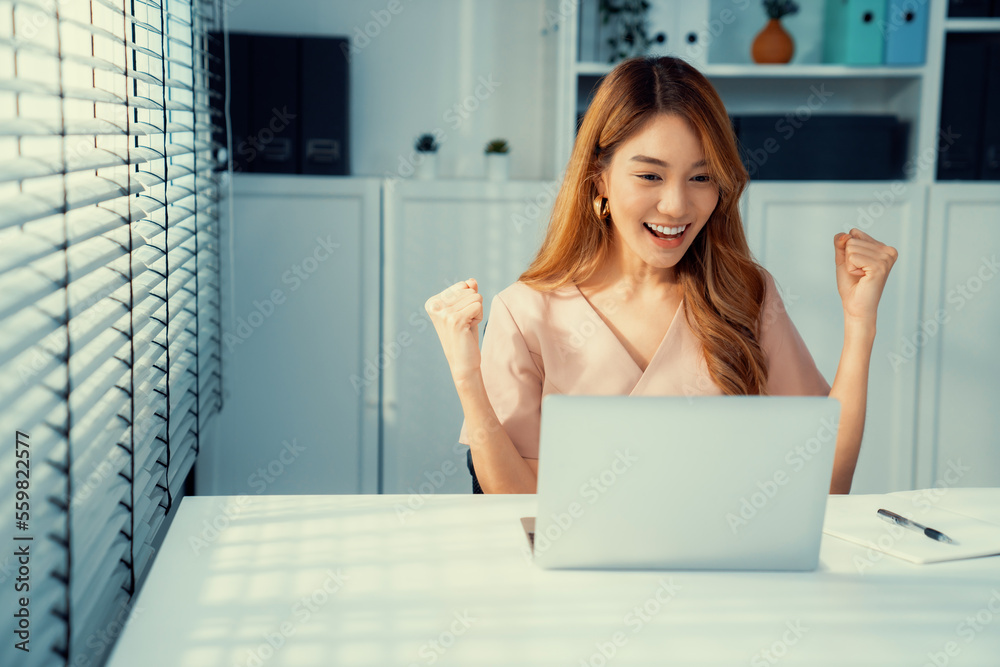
top-left (877, 508), bottom-right (957, 545)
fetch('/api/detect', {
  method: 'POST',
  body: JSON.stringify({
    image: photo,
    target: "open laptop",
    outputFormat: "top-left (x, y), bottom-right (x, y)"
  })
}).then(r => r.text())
top-left (526, 395), bottom-right (841, 571)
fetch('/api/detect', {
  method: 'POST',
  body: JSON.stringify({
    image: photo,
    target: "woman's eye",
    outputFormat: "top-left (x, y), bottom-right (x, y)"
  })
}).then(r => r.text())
top-left (636, 174), bottom-right (711, 183)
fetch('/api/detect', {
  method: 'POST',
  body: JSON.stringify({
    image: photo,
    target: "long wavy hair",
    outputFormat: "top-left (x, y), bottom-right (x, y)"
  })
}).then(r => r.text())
top-left (518, 55), bottom-right (768, 395)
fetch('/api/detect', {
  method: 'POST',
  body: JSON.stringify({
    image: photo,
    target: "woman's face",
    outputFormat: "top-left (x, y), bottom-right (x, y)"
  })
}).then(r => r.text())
top-left (596, 113), bottom-right (720, 274)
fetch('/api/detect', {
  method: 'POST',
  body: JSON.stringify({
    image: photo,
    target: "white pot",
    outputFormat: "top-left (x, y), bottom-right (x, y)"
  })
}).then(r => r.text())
top-left (486, 153), bottom-right (509, 181)
top-left (414, 152), bottom-right (437, 180)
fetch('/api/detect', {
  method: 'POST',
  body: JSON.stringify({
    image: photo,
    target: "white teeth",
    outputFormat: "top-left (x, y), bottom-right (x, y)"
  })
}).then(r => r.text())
top-left (645, 223), bottom-right (688, 236)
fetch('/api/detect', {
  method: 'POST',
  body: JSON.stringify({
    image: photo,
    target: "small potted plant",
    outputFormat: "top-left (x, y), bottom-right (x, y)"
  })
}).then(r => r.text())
top-left (484, 138), bottom-right (509, 181)
top-left (597, 0), bottom-right (666, 64)
top-left (752, 0), bottom-right (799, 64)
top-left (414, 132), bottom-right (439, 179)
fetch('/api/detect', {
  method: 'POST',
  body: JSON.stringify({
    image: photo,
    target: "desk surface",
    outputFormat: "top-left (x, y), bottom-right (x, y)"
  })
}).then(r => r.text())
top-left (108, 492), bottom-right (1000, 666)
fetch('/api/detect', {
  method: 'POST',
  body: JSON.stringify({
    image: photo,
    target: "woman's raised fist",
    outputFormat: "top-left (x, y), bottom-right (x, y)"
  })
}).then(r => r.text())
top-left (424, 278), bottom-right (484, 384)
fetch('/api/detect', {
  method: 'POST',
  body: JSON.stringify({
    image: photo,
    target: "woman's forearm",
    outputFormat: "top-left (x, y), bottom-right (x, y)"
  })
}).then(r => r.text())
top-left (827, 317), bottom-right (877, 494)
top-left (455, 372), bottom-right (537, 493)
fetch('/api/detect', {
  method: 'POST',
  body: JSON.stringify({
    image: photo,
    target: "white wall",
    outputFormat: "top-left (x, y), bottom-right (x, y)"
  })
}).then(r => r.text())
top-left (224, 0), bottom-right (556, 180)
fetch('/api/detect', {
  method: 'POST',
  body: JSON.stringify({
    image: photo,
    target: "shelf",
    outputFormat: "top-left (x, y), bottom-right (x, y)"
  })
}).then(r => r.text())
top-left (700, 64), bottom-right (926, 78)
top-left (574, 61), bottom-right (926, 79)
top-left (945, 18), bottom-right (1000, 32)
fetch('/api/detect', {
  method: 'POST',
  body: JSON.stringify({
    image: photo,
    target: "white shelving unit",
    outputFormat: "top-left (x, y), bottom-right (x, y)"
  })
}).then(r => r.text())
top-left (548, 0), bottom-right (962, 186)
top-left (945, 18), bottom-right (1000, 30)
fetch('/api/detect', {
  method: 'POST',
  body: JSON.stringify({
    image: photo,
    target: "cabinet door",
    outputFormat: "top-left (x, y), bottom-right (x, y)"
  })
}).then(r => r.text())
top-left (917, 186), bottom-right (1000, 488)
top-left (381, 179), bottom-right (554, 494)
top-left (745, 182), bottom-right (924, 493)
top-left (199, 175), bottom-right (381, 494)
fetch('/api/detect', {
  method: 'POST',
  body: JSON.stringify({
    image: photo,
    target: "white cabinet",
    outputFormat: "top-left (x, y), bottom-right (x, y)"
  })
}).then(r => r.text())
top-left (198, 175), bottom-right (381, 495)
top-left (380, 178), bottom-right (554, 494)
top-left (744, 182), bottom-right (925, 493)
top-left (203, 175), bottom-right (997, 497)
top-left (746, 181), bottom-right (1000, 492)
top-left (916, 184), bottom-right (1000, 488)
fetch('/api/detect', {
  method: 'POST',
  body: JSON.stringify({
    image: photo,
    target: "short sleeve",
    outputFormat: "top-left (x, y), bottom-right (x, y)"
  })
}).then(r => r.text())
top-left (457, 293), bottom-right (544, 459)
top-left (759, 271), bottom-right (831, 396)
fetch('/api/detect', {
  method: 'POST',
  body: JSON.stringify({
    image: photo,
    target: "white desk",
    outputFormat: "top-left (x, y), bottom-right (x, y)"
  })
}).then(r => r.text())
top-left (107, 493), bottom-right (1000, 666)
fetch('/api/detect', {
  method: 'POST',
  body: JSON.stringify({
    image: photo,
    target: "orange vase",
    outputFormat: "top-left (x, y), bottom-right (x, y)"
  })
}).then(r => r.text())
top-left (751, 18), bottom-right (794, 64)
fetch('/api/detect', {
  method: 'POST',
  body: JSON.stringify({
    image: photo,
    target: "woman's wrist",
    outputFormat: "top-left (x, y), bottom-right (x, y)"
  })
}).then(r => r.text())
top-left (843, 315), bottom-right (877, 346)
top-left (453, 369), bottom-right (484, 392)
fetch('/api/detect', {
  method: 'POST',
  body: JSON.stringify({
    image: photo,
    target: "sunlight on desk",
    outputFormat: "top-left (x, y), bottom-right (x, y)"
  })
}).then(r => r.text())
top-left (107, 493), bottom-right (1000, 667)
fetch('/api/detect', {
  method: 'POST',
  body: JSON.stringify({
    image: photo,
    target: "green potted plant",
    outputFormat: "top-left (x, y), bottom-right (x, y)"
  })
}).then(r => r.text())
top-left (414, 132), bottom-right (439, 179)
top-left (484, 138), bottom-right (509, 181)
top-left (598, 0), bottom-right (666, 64)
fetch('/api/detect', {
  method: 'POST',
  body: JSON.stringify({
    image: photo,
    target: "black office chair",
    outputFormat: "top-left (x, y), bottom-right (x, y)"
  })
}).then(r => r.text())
top-left (466, 317), bottom-right (487, 494)
top-left (467, 448), bottom-right (483, 494)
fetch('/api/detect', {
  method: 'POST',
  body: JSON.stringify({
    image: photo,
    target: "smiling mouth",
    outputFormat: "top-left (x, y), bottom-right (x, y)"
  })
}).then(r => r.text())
top-left (643, 222), bottom-right (688, 240)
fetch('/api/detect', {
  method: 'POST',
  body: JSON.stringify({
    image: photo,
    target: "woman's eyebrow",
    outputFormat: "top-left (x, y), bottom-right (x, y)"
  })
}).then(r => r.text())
top-left (629, 155), bottom-right (707, 169)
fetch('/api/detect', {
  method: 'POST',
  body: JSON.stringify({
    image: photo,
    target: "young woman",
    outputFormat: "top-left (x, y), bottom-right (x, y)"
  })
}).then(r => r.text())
top-left (425, 56), bottom-right (897, 494)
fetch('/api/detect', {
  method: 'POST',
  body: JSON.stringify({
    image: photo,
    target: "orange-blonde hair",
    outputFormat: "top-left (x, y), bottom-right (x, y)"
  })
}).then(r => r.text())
top-left (518, 55), bottom-right (768, 395)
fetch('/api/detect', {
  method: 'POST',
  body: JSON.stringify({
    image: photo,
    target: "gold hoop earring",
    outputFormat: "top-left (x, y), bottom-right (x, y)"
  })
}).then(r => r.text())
top-left (593, 196), bottom-right (610, 221)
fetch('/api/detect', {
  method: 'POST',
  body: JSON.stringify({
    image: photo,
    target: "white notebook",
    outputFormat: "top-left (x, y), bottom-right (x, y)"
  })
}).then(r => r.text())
top-left (823, 488), bottom-right (1000, 564)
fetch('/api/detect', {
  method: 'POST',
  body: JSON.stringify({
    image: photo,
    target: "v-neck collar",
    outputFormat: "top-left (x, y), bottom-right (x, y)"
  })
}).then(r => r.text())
top-left (571, 283), bottom-right (685, 378)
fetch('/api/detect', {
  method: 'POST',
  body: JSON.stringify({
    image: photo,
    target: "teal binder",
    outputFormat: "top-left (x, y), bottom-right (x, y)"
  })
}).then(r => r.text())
top-left (823, 0), bottom-right (887, 65)
top-left (885, 0), bottom-right (929, 65)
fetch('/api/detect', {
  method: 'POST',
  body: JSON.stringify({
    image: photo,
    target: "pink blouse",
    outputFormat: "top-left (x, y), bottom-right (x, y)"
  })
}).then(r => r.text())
top-left (458, 271), bottom-right (831, 460)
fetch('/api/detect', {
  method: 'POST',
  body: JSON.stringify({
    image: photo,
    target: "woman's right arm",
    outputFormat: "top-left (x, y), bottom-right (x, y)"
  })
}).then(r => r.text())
top-left (425, 278), bottom-right (538, 493)
top-left (453, 373), bottom-right (538, 493)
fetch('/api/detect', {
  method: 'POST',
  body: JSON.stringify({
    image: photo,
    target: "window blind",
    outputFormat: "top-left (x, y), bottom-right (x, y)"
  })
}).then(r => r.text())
top-left (0, 0), bottom-right (223, 665)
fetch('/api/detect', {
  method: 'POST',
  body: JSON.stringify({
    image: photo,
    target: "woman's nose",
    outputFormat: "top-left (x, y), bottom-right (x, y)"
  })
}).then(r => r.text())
top-left (655, 181), bottom-right (690, 220)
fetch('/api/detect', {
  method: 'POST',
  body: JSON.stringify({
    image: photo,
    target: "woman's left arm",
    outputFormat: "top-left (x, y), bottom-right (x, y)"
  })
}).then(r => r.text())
top-left (828, 228), bottom-right (898, 494)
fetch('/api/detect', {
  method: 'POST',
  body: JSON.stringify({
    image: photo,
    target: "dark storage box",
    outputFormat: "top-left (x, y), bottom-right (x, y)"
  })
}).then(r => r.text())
top-left (731, 114), bottom-right (909, 181)
top-left (208, 33), bottom-right (350, 176)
